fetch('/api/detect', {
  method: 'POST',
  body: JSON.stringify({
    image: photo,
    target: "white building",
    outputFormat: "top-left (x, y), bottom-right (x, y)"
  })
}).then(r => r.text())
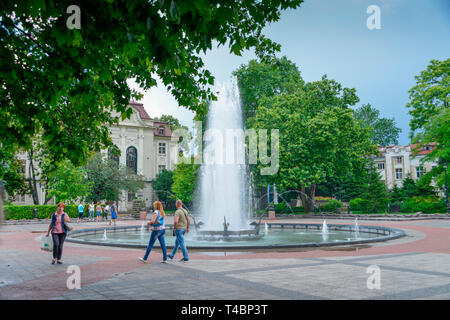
top-left (374, 144), bottom-right (438, 189)
top-left (9, 101), bottom-right (179, 212)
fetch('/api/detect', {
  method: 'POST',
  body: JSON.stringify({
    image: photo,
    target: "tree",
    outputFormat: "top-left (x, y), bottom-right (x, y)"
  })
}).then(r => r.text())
top-left (0, 0), bottom-right (304, 175)
top-left (171, 159), bottom-right (200, 204)
top-left (407, 58), bottom-right (449, 189)
top-left (360, 166), bottom-right (389, 213)
top-left (85, 153), bottom-right (144, 202)
top-left (354, 103), bottom-right (401, 146)
top-left (152, 169), bottom-right (174, 204)
top-left (251, 75), bottom-right (376, 212)
top-left (46, 160), bottom-right (92, 203)
top-left (232, 56), bottom-right (304, 121)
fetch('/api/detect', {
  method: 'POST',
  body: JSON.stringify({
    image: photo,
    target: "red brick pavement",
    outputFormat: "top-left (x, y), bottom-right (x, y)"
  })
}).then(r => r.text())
top-left (0, 219), bottom-right (448, 299)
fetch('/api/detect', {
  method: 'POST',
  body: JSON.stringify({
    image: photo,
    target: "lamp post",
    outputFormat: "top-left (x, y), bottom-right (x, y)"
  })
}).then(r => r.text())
top-left (444, 161), bottom-right (449, 214)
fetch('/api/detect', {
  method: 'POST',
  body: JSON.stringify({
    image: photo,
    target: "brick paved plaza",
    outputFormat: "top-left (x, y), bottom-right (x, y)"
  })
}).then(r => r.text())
top-left (0, 217), bottom-right (449, 300)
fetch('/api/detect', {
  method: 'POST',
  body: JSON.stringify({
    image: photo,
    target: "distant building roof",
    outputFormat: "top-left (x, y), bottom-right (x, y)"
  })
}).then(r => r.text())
top-left (153, 121), bottom-right (174, 137)
top-left (129, 101), bottom-right (152, 120)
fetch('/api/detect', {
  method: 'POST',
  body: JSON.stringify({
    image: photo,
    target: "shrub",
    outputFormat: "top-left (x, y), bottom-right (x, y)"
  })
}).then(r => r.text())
top-left (400, 196), bottom-right (446, 214)
top-left (4, 205), bottom-right (79, 220)
top-left (319, 199), bottom-right (342, 213)
top-left (274, 202), bottom-right (304, 214)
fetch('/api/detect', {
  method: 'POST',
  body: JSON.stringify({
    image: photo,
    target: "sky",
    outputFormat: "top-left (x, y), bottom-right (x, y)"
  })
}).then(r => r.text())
top-left (129, 0), bottom-right (450, 145)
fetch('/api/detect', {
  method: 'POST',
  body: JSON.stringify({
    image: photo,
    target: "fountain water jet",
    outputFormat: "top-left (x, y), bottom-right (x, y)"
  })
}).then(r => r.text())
top-left (195, 78), bottom-right (260, 241)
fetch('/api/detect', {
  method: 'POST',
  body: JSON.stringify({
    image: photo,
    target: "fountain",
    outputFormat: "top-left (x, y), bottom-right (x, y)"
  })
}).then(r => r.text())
top-left (321, 220), bottom-right (329, 234)
top-left (195, 78), bottom-right (261, 241)
top-left (66, 79), bottom-right (406, 249)
top-left (354, 218), bottom-right (360, 239)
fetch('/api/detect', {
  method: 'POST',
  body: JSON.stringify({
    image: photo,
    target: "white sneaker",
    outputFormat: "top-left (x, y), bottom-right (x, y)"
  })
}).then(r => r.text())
top-left (138, 257), bottom-right (147, 263)
top-left (160, 260), bottom-right (168, 264)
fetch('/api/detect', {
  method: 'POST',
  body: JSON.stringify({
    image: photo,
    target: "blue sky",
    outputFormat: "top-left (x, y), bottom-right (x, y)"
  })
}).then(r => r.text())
top-left (131, 0), bottom-right (450, 145)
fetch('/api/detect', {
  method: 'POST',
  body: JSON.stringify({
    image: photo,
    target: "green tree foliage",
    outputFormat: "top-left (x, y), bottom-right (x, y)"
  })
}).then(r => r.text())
top-left (85, 153), bottom-right (144, 202)
top-left (0, 0), bottom-right (303, 175)
top-left (361, 166), bottom-right (389, 213)
top-left (171, 159), bottom-right (200, 204)
top-left (3, 157), bottom-right (28, 201)
top-left (46, 159), bottom-right (93, 203)
top-left (251, 74), bottom-right (375, 211)
top-left (354, 103), bottom-right (401, 146)
top-left (407, 59), bottom-right (449, 187)
top-left (232, 56), bottom-right (304, 120)
top-left (152, 169), bottom-right (174, 204)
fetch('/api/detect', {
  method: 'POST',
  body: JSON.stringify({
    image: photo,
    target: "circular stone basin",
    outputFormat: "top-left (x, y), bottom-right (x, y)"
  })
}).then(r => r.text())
top-left (66, 223), bottom-right (405, 249)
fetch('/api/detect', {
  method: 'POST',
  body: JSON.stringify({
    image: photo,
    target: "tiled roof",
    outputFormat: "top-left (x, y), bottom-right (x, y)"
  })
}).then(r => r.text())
top-left (129, 101), bottom-right (152, 120)
top-left (153, 121), bottom-right (174, 137)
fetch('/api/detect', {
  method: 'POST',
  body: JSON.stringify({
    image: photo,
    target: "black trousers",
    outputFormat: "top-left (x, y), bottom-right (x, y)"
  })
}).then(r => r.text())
top-left (52, 233), bottom-right (66, 260)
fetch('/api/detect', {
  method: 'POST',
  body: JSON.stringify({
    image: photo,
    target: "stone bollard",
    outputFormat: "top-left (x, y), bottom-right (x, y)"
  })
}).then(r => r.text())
top-left (139, 209), bottom-right (147, 220)
top-left (268, 206), bottom-right (275, 220)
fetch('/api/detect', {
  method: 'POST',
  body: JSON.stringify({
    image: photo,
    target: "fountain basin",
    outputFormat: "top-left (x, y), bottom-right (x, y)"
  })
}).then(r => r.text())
top-left (65, 223), bottom-right (405, 249)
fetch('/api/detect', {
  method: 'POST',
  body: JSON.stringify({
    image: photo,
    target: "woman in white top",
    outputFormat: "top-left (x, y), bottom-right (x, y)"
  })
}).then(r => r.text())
top-left (139, 201), bottom-right (167, 263)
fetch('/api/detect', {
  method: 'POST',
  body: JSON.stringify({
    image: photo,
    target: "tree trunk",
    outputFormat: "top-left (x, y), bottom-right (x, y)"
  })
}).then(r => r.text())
top-left (27, 149), bottom-right (40, 205)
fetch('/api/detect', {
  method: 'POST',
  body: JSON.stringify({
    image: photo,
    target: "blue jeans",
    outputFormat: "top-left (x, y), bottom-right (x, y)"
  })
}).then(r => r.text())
top-left (89, 210), bottom-right (94, 219)
top-left (170, 229), bottom-right (189, 260)
top-left (144, 229), bottom-right (167, 261)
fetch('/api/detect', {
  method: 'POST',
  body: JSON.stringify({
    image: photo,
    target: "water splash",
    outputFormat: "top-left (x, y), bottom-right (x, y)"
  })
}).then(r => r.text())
top-left (198, 78), bottom-right (250, 231)
top-left (321, 220), bottom-right (329, 234)
top-left (102, 228), bottom-right (108, 241)
top-left (264, 223), bottom-right (269, 235)
top-left (354, 218), bottom-right (360, 239)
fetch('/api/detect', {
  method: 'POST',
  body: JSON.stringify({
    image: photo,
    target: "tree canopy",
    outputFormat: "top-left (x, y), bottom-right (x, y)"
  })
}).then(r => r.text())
top-left (353, 103), bottom-right (401, 146)
top-left (0, 0), bottom-right (303, 174)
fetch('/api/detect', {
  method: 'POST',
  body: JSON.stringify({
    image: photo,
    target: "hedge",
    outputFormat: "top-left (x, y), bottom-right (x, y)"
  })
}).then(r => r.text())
top-left (318, 199), bottom-right (343, 213)
top-left (4, 205), bottom-right (80, 220)
top-left (400, 196), bottom-right (446, 213)
top-left (274, 203), bottom-right (305, 214)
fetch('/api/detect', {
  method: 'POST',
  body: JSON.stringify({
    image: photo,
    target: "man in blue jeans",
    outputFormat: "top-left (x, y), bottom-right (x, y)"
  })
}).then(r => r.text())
top-left (169, 200), bottom-right (190, 261)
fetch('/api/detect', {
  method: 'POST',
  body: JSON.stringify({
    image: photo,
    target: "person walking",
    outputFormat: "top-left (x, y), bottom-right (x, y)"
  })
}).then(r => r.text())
top-left (77, 202), bottom-right (84, 223)
top-left (88, 201), bottom-right (95, 221)
top-left (110, 201), bottom-right (118, 226)
top-left (169, 199), bottom-right (190, 262)
top-left (138, 201), bottom-right (167, 264)
top-left (103, 203), bottom-right (110, 222)
top-left (46, 202), bottom-right (71, 264)
top-left (95, 202), bottom-right (102, 223)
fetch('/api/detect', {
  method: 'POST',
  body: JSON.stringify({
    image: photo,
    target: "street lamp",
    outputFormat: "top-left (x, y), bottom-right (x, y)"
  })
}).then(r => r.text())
top-left (444, 161), bottom-right (449, 214)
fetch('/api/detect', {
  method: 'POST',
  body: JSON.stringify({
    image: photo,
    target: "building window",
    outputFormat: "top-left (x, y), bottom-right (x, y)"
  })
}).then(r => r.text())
top-left (377, 163), bottom-right (385, 170)
top-left (158, 126), bottom-right (165, 135)
top-left (126, 146), bottom-right (137, 174)
top-left (416, 166), bottom-right (425, 178)
top-left (395, 156), bottom-right (402, 164)
top-left (158, 165), bottom-right (166, 174)
top-left (158, 143), bottom-right (166, 155)
top-left (423, 146), bottom-right (431, 151)
top-left (395, 168), bottom-right (403, 180)
top-left (128, 192), bottom-right (135, 202)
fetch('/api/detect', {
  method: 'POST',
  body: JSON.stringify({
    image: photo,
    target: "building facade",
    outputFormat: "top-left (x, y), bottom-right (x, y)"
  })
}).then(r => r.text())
top-left (374, 144), bottom-right (438, 189)
top-left (9, 101), bottom-right (179, 212)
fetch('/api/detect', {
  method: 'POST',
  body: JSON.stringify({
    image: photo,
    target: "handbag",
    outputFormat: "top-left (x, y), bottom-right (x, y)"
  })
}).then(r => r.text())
top-left (64, 221), bottom-right (74, 232)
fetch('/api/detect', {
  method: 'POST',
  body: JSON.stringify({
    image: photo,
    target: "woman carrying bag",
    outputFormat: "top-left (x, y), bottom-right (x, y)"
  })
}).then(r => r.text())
top-left (46, 202), bottom-right (71, 265)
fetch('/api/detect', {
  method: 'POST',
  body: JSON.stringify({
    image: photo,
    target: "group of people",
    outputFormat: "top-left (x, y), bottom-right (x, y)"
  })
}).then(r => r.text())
top-left (46, 199), bottom-right (190, 265)
top-left (77, 201), bottom-right (118, 225)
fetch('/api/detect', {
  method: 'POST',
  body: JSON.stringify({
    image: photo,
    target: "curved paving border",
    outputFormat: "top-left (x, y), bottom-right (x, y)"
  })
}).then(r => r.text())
top-left (65, 223), bottom-right (405, 250)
